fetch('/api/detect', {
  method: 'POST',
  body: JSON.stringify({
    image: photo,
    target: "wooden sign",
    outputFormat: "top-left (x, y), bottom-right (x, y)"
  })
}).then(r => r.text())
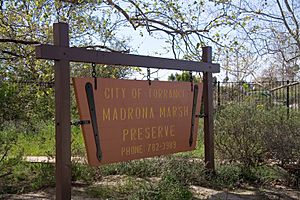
top-left (73, 78), bottom-right (203, 166)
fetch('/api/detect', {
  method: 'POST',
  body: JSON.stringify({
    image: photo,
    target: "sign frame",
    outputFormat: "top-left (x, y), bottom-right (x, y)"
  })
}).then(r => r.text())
top-left (35, 22), bottom-right (219, 200)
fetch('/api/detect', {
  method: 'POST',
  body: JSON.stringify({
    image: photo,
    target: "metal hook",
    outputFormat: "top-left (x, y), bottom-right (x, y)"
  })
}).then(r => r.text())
top-left (190, 71), bottom-right (193, 91)
top-left (92, 63), bottom-right (97, 90)
top-left (147, 68), bottom-right (151, 85)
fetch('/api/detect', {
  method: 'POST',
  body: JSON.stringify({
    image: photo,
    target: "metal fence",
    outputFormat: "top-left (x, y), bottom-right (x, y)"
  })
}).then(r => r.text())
top-left (213, 80), bottom-right (300, 112)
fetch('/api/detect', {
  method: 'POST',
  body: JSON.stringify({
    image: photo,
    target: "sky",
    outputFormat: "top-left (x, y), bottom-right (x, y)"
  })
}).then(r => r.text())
top-left (116, 26), bottom-right (224, 81)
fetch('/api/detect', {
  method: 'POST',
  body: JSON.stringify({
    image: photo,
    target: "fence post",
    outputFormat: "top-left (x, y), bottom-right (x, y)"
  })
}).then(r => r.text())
top-left (54, 22), bottom-right (71, 200)
top-left (217, 81), bottom-right (221, 108)
top-left (202, 46), bottom-right (215, 171)
top-left (286, 80), bottom-right (290, 117)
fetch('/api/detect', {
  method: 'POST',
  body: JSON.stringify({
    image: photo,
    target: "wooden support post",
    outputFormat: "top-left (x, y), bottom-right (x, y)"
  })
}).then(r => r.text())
top-left (202, 46), bottom-right (215, 171)
top-left (54, 22), bottom-right (71, 200)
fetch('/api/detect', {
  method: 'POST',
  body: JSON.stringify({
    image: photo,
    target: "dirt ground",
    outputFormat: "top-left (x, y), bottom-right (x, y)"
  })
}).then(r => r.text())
top-left (2, 157), bottom-right (299, 199)
top-left (2, 183), bottom-right (300, 200)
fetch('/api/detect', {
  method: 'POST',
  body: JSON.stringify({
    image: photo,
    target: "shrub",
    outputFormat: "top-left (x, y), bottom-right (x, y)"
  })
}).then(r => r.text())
top-left (215, 104), bottom-right (267, 167)
top-left (263, 109), bottom-right (300, 166)
top-left (215, 104), bottom-right (300, 170)
top-left (0, 126), bottom-right (23, 192)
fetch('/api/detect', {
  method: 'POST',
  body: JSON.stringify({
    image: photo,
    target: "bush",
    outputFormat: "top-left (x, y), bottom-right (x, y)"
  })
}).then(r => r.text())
top-left (0, 126), bottom-right (23, 188)
top-left (215, 104), bottom-right (300, 168)
top-left (263, 109), bottom-right (300, 166)
top-left (215, 104), bottom-right (267, 167)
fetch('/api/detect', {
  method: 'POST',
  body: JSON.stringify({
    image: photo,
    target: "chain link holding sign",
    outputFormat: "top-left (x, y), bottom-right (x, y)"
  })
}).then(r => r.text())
top-left (73, 78), bottom-right (203, 166)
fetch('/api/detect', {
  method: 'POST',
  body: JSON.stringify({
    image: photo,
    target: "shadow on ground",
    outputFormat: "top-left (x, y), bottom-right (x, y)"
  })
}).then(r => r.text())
top-left (2, 185), bottom-right (300, 200)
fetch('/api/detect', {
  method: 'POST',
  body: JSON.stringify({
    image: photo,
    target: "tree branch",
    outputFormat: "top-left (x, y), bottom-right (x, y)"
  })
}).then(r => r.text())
top-left (105, 0), bottom-right (137, 29)
top-left (0, 38), bottom-right (40, 45)
top-left (0, 49), bottom-right (25, 58)
top-left (82, 45), bottom-right (130, 53)
top-left (276, 0), bottom-right (299, 48)
top-left (284, 0), bottom-right (299, 40)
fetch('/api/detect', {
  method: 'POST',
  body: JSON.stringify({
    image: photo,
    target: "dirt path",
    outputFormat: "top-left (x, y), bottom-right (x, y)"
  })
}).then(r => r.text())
top-left (3, 184), bottom-right (300, 200)
top-left (5, 158), bottom-right (299, 199)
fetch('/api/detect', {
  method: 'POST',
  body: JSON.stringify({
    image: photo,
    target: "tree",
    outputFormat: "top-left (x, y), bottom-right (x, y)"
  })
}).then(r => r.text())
top-left (61, 0), bottom-right (299, 81)
top-left (103, 0), bottom-right (238, 60)
top-left (216, 0), bottom-right (300, 80)
top-left (0, 0), bottom-right (134, 122)
top-left (168, 71), bottom-right (201, 82)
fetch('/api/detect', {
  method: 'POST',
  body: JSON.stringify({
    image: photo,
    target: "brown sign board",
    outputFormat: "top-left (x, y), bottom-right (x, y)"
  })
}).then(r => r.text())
top-left (73, 78), bottom-right (203, 166)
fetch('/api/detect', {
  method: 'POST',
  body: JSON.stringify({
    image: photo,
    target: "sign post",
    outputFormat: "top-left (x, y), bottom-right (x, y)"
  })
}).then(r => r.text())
top-left (53, 23), bottom-right (71, 200)
top-left (35, 22), bottom-right (220, 200)
top-left (202, 47), bottom-right (215, 171)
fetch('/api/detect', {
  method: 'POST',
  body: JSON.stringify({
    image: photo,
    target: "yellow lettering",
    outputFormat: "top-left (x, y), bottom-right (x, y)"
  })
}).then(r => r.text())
top-left (142, 107), bottom-right (148, 119)
top-left (115, 88), bottom-right (120, 98)
top-left (122, 129), bottom-right (128, 141)
top-left (128, 107), bottom-right (134, 119)
top-left (103, 108), bottom-right (110, 121)
top-left (170, 125), bottom-right (175, 136)
top-left (172, 106), bottom-right (178, 117)
top-left (169, 89), bottom-right (173, 98)
top-left (151, 126), bottom-right (157, 139)
top-left (158, 126), bottom-right (163, 138)
top-left (123, 125), bottom-right (175, 142)
top-left (159, 106), bottom-right (188, 118)
top-left (184, 106), bottom-right (188, 116)
top-left (121, 88), bottom-right (126, 98)
top-left (158, 89), bottom-right (163, 98)
top-left (145, 127), bottom-right (151, 139)
top-left (160, 107), bottom-right (166, 118)
top-left (112, 108), bottom-right (118, 120)
top-left (178, 106), bottom-right (183, 117)
top-left (164, 125), bottom-right (169, 136)
top-left (121, 145), bottom-right (143, 156)
top-left (104, 88), bottom-right (110, 99)
top-left (135, 107), bottom-right (141, 119)
top-left (149, 107), bottom-right (154, 118)
top-left (164, 89), bottom-right (168, 98)
top-left (137, 128), bottom-right (143, 140)
top-left (130, 128), bottom-right (137, 141)
top-left (167, 107), bottom-right (172, 117)
top-left (120, 108), bottom-right (126, 120)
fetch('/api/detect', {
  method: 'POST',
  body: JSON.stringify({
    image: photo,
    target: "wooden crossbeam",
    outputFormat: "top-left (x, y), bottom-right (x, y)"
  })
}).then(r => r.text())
top-left (36, 44), bottom-right (220, 73)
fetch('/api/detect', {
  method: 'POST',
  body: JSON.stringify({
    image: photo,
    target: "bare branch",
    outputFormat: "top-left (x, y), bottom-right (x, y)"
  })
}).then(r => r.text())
top-left (276, 0), bottom-right (299, 48)
top-left (0, 38), bottom-right (40, 45)
top-left (284, 0), bottom-right (299, 39)
top-left (0, 49), bottom-right (25, 58)
top-left (82, 45), bottom-right (130, 53)
top-left (105, 0), bottom-right (137, 29)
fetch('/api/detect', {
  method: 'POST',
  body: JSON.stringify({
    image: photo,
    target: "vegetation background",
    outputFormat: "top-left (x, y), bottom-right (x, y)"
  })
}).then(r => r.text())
top-left (0, 0), bottom-right (299, 199)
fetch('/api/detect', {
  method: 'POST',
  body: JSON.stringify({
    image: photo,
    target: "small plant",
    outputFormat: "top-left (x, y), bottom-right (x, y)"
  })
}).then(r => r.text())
top-left (156, 173), bottom-right (193, 200)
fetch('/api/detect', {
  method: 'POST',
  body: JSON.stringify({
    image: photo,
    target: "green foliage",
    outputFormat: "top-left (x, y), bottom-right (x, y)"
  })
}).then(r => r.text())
top-left (0, 0), bottom-right (137, 125)
top-left (160, 156), bottom-right (206, 185)
top-left (71, 162), bottom-right (98, 183)
top-left (100, 158), bottom-right (163, 178)
top-left (0, 127), bottom-right (22, 184)
top-left (156, 173), bottom-right (193, 200)
top-left (168, 71), bottom-right (201, 82)
top-left (87, 172), bottom-right (192, 200)
top-left (215, 104), bottom-right (300, 169)
top-left (262, 109), bottom-right (300, 166)
top-left (215, 104), bottom-right (267, 167)
top-left (8, 121), bottom-right (84, 157)
top-left (87, 177), bottom-right (154, 200)
top-left (205, 164), bottom-right (284, 189)
top-left (0, 162), bottom-right (55, 195)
